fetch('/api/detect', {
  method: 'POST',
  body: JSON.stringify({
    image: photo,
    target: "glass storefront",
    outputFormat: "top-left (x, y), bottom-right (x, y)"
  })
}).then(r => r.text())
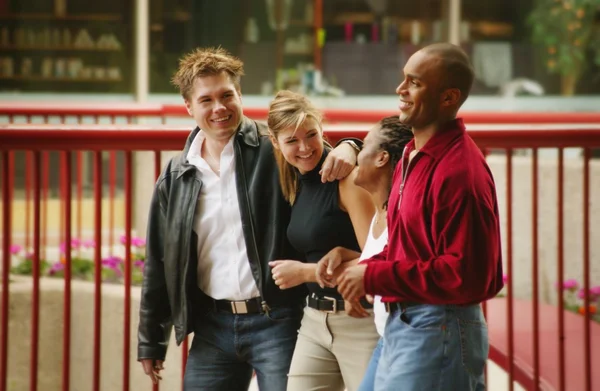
top-left (0, 0), bottom-right (133, 93)
top-left (1, 0), bottom-right (599, 96)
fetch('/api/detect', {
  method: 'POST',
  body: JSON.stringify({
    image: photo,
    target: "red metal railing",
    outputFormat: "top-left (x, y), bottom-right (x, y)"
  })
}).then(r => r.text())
top-left (3, 103), bottom-right (599, 280)
top-left (1, 121), bottom-right (600, 391)
top-left (161, 104), bottom-right (600, 124)
top-left (4, 101), bottom-right (600, 124)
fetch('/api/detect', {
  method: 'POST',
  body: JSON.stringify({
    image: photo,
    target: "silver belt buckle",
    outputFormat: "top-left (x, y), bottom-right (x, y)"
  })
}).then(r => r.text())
top-left (231, 300), bottom-right (248, 314)
top-left (323, 296), bottom-right (338, 314)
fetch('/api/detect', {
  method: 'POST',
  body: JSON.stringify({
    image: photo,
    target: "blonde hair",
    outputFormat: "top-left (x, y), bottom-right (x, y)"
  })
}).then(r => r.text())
top-left (267, 90), bottom-right (324, 205)
top-left (171, 47), bottom-right (244, 100)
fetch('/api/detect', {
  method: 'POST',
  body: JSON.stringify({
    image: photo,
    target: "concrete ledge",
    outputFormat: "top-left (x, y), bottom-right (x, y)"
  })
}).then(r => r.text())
top-left (2, 276), bottom-right (185, 391)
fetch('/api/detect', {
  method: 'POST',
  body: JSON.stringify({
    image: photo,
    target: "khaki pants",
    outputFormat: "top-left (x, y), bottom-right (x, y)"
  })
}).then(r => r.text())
top-left (287, 305), bottom-right (380, 391)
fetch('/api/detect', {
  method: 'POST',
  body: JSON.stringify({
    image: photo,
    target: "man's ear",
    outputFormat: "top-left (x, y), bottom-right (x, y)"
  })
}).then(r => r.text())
top-left (184, 100), bottom-right (193, 116)
top-left (376, 151), bottom-right (390, 168)
top-left (442, 88), bottom-right (460, 107)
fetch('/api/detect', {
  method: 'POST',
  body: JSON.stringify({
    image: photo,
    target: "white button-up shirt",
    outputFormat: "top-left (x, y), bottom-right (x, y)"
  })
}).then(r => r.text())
top-left (186, 131), bottom-right (260, 301)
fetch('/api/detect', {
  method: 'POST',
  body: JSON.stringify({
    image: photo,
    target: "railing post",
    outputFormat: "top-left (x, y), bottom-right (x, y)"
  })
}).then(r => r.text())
top-left (1, 151), bottom-right (12, 391)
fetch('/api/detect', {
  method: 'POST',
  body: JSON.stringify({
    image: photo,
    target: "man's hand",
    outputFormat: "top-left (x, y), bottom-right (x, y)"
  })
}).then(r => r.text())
top-left (320, 142), bottom-right (357, 183)
top-left (141, 359), bottom-right (164, 384)
top-left (269, 260), bottom-right (309, 289)
top-left (338, 264), bottom-right (368, 301)
top-left (315, 247), bottom-right (345, 288)
top-left (345, 299), bottom-right (371, 318)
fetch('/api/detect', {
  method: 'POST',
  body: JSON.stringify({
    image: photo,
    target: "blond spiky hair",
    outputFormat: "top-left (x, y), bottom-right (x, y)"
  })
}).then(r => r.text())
top-left (171, 47), bottom-right (245, 99)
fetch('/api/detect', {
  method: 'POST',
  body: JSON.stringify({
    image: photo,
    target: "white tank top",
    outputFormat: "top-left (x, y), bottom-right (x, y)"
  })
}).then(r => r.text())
top-left (358, 215), bottom-right (388, 337)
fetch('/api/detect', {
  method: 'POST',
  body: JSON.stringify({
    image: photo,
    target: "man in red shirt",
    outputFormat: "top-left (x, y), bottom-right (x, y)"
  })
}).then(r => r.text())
top-left (329, 43), bottom-right (504, 390)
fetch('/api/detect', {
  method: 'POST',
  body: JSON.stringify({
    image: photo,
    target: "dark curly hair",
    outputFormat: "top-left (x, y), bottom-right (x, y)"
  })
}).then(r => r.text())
top-left (376, 115), bottom-right (413, 209)
top-left (378, 115), bottom-right (413, 172)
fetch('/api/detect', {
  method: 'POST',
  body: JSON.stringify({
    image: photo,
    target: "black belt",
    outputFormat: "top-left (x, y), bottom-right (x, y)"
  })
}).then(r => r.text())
top-left (212, 297), bottom-right (264, 314)
top-left (308, 295), bottom-right (373, 313)
top-left (384, 301), bottom-right (420, 313)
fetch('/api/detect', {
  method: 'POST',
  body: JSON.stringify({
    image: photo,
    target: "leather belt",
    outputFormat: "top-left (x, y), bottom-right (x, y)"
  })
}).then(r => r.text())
top-left (384, 301), bottom-right (420, 313)
top-left (308, 295), bottom-right (373, 313)
top-left (212, 297), bottom-right (264, 314)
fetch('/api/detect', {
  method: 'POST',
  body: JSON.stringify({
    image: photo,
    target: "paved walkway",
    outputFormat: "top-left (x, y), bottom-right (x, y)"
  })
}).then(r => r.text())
top-left (247, 360), bottom-right (525, 390)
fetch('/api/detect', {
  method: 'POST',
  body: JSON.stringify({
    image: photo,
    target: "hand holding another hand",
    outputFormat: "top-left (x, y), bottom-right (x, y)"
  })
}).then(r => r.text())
top-left (315, 247), bottom-right (345, 288)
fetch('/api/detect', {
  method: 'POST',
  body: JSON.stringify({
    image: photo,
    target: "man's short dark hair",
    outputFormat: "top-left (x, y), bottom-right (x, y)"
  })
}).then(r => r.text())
top-left (423, 43), bottom-right (474, 106)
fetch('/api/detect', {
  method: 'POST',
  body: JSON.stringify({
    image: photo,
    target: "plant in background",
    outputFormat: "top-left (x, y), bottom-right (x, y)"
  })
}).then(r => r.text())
top-left (49, 239), bottom-right (95, 280)
top-left (558, 278), bottom-right (600, 323)
top-left (11, 234), bottom-right (146, 286)
top-left (101, 256), bottom-right (124, 283)
top-left (9, 245), bottom-right (50, 275)
top-left (528, 0), bottom-right (600, 95)
top-left (120, 234), bottom-right (146, 285)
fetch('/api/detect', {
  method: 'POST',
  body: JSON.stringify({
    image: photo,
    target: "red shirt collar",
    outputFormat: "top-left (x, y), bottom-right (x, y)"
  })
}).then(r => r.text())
top-left (406, 118), bottom-right (466, 159)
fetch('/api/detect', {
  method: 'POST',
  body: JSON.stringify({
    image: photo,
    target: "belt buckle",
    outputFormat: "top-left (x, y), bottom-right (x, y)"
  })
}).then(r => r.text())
top-left (230, 300), bottom-right (248, 314)
top-left (323, 296), bottom-right (338, 314)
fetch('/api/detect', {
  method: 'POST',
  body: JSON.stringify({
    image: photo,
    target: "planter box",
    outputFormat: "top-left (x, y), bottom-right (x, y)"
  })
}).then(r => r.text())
top-left (2, 275), bottom-right (186, 391)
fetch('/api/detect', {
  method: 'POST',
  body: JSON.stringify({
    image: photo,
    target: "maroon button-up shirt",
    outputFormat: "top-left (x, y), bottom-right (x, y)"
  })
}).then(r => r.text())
top-left (363, 118), bottom-right (504, 305)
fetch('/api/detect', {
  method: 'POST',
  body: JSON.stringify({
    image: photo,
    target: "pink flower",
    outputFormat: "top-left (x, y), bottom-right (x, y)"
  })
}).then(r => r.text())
top-left (102, 256), bottom-right (123, 268)
top-left (49, 263), bottom-right (65, 275)
top-left (120, 235), bottom-right (146, 248)
top-left (502, 274), bottom-right (508, 284)
top-left (132, 237), bottom-right (146, 248)
top-left (10, 244), bottom-right (22, 255)
top-left (577, 288), bottom-right (587, 300)
top-left (134, 260), bottom-right (145, 271)
top-left (590, 286), bottom-right (600, 297)
top-left (59, 238), bottom-right (82, 254)
top-left (83, 239), bottom-right (96, 248)
top-left (556, 279), bottom-right (578, 291)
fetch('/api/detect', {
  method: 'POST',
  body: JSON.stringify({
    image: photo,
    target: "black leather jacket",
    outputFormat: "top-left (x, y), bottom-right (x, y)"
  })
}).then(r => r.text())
top-left (137, 117), bottom-right (306, 361)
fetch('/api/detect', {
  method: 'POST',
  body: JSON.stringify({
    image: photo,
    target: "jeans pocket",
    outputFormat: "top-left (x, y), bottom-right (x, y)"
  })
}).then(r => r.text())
top-left (397, 304), bottom-right (446, 331)
top-left (458, 319), bottom-right (488, 376)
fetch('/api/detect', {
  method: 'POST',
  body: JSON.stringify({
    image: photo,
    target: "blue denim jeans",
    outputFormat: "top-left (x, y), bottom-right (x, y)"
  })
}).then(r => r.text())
top-left (375, 304), bottom-right (488, 391)
top-left (357, 337), bottom-right (383, 391)
top-left (183, 305), bottom-right (303, 391)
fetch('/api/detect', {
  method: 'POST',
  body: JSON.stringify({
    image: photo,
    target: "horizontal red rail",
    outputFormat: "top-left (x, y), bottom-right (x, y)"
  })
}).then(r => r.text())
top-left (162, 104), bottom-right (600, 124)
top-left (2, 124), bottom-right (600, 151)
top-left (0, 102), bottom-right (164, 117)
top-left (1, 102), bottom-right (600, 124)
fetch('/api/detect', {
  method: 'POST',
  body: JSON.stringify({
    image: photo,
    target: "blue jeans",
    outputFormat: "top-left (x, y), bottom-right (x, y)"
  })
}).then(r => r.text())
top-left (357, 337), bottom-right (383, 391)
top-left (375, 304), bottom-right (488, 391)
top-left (183, 305), bottom-right (303, 391)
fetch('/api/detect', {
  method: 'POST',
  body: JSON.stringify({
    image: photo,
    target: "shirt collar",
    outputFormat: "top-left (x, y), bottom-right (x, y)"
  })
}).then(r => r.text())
top-left (406, 118), bottom-right (466, 159)
top-left (186, 130), bottom-right (234, 163)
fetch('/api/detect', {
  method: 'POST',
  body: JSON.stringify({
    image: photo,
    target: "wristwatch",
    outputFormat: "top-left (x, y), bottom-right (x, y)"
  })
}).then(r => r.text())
top-left (341, 139), bottom-right (361, 154)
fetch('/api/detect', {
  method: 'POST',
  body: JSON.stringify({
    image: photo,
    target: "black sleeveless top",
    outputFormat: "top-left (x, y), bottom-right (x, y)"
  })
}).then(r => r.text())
top-left (287, 150), bottom-right (361, 300)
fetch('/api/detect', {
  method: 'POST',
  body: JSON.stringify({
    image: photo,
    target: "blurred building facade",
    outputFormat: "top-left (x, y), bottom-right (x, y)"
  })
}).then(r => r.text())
top-left (0, 0), bottom-right (599, 98)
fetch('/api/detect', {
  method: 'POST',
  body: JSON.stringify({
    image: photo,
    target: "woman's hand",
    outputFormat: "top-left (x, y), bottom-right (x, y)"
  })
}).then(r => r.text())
top-left (315, 247), bottom-right (361, 288)
top-left (345, 299), bottom-right (371, 318)
top-left (315, 247), bottom-right (345, 288)
top-left (269, 260), bottom-right (312, 290)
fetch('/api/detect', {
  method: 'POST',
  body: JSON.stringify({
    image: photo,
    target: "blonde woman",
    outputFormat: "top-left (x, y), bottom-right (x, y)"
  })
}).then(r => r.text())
top-left (267, 90), bottom-right (379, 391)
